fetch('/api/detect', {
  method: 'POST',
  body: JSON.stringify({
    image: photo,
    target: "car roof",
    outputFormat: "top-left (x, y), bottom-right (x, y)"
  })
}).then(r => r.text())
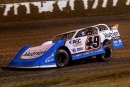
top-left (52, 24), bottom-right (109, 39)
top-left (58, 24), bottom-right (109, 35)
top-left (56, 28), bottom-right (84, 36)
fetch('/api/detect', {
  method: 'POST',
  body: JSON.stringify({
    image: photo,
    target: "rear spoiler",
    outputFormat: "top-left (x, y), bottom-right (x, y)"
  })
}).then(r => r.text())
top-left (110, 24), bottom-right (119, 30)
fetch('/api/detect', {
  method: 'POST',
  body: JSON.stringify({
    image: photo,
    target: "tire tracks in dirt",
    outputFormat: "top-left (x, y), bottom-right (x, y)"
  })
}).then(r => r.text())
top-left (0, 57), bottom-right (130, 85)
top-left (0, 14), bottom-right (130, 86)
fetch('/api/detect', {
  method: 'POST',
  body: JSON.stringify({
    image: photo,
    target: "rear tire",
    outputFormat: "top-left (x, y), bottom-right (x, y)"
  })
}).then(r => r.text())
top-left (96, 46), bottom-right (112, 62)
top-left (56, 49), bottom-right (69, 67)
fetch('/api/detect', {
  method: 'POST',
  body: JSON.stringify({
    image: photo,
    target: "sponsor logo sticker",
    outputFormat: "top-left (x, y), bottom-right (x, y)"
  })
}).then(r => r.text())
top-left (45, 53), bottom-right (55, 63)
top-left (77, 47), bottom-right (84, 51)
top-left (71, 48), bottom-right (77, 52)
top-left (69, 39), bottom-right (82, 47)
top-left (113, 39), bottom-right (123, 46)
top-left (22, 50), bottom-right (45, 57)
top-left (103, 32), bottom-right (119, 38)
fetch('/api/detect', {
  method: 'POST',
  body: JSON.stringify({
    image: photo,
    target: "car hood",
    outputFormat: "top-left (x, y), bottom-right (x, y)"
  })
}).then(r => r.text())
top-left (21, 42), bottom-right (54, 60)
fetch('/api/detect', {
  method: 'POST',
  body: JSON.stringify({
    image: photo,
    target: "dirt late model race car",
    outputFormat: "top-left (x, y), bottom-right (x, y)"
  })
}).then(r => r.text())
top-left (8, 24), bottom-right (124, 68)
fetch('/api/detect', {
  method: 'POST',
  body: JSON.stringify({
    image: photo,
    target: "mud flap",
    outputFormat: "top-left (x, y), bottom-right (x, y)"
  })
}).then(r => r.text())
top-left (111, 39), bottom-right (124, 50)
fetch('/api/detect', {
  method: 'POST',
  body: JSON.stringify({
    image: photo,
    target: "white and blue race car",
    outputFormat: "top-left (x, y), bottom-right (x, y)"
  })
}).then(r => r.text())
top-left (8, 24), bottom-right (124, 68)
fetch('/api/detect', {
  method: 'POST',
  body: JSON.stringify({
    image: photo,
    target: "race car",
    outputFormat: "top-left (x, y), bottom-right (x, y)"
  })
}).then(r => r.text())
top-left (8, 24), bottom-right (124, 68)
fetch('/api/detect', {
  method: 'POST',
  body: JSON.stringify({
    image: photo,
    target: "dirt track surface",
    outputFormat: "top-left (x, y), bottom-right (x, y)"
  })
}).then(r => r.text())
top-left (0, 15), bottom-right (130, 87)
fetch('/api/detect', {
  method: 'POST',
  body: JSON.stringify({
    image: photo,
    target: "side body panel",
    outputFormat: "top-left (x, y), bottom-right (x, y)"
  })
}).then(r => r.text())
top-left (72, 44), bottom-right (105, 60)
top-left (8, 40), bottom-right (66, 68)
top-left (65, 35), bottom-right (105, 60)
top-left (98, 24), bottom-right (124, 49)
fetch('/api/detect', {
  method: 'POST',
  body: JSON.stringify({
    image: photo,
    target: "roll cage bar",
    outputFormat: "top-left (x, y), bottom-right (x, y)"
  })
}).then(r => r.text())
top-left (51, 24), bottom-right (110, 42)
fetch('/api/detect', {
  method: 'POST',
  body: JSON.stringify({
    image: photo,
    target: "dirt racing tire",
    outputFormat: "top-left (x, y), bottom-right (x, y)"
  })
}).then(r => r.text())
top-left (56, 49), bottom-right (69, 67)
top-left (96, 46), bottom-right (112, 62)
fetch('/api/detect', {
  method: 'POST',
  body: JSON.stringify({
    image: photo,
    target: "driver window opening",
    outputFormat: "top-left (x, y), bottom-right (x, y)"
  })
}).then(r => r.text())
top-left (75, 27), bottom-right (98, 38)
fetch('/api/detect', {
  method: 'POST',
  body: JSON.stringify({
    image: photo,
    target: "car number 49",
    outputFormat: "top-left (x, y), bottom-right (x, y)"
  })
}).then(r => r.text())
top-left (86, 35), bottom-right (100, 51)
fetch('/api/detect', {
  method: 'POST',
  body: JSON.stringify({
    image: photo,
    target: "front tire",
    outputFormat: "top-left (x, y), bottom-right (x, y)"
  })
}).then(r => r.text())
top-left (56, 49), bottom-right (69, 67)
top-left (96, 46), bottom-right (112, 62)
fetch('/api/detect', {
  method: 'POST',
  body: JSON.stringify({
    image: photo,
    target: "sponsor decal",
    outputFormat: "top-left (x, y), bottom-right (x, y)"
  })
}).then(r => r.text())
top-left (113, 40), bottom-right (119, 46)
top-left (112, 39), bottom-right (124, 49)
top-left (72, 47), bottom-right (84, 53)
top-left (45, 53), bottom-right (55, 63)
top-left (23, 50), bottom-right (45, 57)
top-left (113, 39), bottom-right (123, 46)
top-left (112, 36), bottom-right (121, 40)
top-left (73, 43), bottom-right (82, 47)
top-left (69, 39), bottom-right (82, 47)
top-left (103, 32), bottom-right (119, 38)
top-left (73, 45), bottom-right (104, 57)
top-left (77, 47), bottom-right (84, 51)
top-left (71, 48), bottom-right (77, 52)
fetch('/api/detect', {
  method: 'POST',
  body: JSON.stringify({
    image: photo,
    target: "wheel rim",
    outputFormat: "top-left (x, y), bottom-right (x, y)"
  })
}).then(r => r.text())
top-left (57, 53), bottom-right (67, 66)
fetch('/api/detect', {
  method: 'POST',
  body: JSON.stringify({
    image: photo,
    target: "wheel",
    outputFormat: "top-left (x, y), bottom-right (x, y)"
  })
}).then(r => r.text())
top-left (96, 46), bottom-right (112, 62)
top-left (56, 49), bottom-right (69, 67)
